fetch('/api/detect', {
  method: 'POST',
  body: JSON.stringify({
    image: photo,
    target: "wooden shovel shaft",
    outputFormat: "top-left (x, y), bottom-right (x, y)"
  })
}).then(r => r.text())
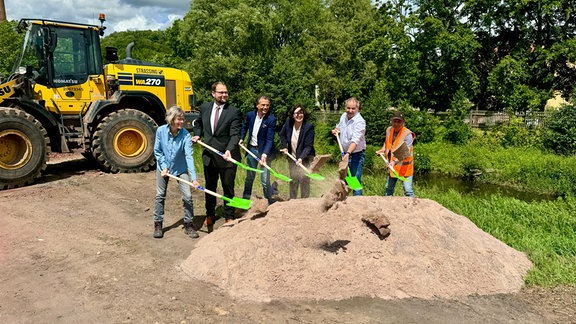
top-left (166, 173), bottom-right (223, 199)
top-left (378, 153), bottom-right (407, 181)
top-left (196, 140), bottom-right (239, 164)
top-left (283, 151), bottom-right (313, 174)
top-left (334, 131), bottom-right (345, 155)
top-left (238, 142), bottom-right (272, 171)
top-left (334, 132), bottom-right (351, 176)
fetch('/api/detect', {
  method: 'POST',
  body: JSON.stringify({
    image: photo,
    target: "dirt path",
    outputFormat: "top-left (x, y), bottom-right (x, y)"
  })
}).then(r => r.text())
top-left (0, 155), bottom-right (574, 323)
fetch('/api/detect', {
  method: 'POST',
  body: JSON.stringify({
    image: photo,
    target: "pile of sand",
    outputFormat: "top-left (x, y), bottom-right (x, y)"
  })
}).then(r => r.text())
top-left (181, 196), bottom-right (532, 302)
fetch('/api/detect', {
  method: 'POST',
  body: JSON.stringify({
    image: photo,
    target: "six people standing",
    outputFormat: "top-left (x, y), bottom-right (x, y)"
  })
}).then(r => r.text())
top-left (156, 83), bottom-right (415, 236)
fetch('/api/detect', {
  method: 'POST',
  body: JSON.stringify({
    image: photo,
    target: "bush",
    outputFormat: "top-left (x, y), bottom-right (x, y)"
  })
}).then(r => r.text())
top-left (313, 120), bottom-right (337, 155)
top-left (363, 145), bottom-right (379, 172)
top-left (414, 151), bottom-right (431, 174)
top-left (541, 104), bottom-right (576, 156)
top-left (484, 115), bottom-right (542, 149)
top-left (442, 120), bottom-right (474, 145)
top-left (394, 102), bottom-right (440, 144)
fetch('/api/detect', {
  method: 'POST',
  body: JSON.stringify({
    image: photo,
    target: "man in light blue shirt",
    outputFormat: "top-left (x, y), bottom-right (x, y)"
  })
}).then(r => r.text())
top-left (332, 97), bottom-right (366, 196)
top-left (153, 106), bottom-right (200, 239)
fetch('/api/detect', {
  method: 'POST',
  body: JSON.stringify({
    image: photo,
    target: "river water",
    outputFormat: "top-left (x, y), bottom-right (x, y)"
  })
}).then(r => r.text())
top-left (415, 173), bottom-right (556, 202)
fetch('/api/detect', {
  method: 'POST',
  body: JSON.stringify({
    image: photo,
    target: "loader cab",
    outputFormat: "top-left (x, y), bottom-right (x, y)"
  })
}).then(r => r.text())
top-left (13, 19), bottom-right (103, 89)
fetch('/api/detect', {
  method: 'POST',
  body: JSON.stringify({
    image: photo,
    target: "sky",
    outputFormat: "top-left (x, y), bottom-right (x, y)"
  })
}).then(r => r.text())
top-left (4, 0), bottom-right (191, 35)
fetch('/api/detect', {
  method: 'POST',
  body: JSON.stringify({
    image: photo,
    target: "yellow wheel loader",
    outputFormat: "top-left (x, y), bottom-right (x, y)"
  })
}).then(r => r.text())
top-left (0, 14), bottom-right (197, 189)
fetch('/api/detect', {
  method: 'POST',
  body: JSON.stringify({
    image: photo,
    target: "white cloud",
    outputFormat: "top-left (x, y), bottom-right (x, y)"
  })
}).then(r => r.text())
top-left (4, 0), bottom-right (190, 34)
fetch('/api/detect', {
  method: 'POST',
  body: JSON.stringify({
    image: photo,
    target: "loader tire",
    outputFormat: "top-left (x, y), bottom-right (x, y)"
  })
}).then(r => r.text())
top-left (0, 107), bottom-right (51, 190)
top-left (91, 109), bottom-right (157, 173)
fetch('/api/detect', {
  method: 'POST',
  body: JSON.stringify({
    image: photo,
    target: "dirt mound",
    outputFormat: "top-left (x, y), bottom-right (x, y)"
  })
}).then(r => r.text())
top-left (181, 196), bottom-right (532, 302)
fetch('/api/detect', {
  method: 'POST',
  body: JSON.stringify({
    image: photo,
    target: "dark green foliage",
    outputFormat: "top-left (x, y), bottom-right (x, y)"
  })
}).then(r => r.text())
top-left (0, 20), bottom-right (24, 79)
top-left (442, 121), bottom-right (473, 145)
top-left (362, 85), bottom-right (393, 145)
top-left (442, 90), bottom-right (474, 144)
top-left (100, 30), bottom-right (177, 66)
top-left (398, 107), bottom-right (439, 144)
top-left (414, 151), bottom-right (431, 174)
top-left (363, 145), bottom-right (378, 172)
top-left (3, 0), bottom-right (576, 125)
top-left (313, 120), bottom-right (340, 159)
top-left (492, 116), bottom-right (541, 148)
top-left (460, 147), bottom-right (489, 179)
top-left (542, 105), bottom-right (576, 156)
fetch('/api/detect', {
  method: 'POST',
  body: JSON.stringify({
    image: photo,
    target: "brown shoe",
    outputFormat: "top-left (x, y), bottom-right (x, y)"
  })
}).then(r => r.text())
top-left (204, 215), bottom-right (215, 226)
top-left (225, 218), bottom-right (234, 223)
top-left (204, 215), bottom-right (215, 233)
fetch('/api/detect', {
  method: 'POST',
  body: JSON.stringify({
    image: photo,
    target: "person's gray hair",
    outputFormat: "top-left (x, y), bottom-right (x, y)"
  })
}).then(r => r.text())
top-left (345, 97), bottom-right (360, 109)
top-left (165, 106), bottom-right (184, 124)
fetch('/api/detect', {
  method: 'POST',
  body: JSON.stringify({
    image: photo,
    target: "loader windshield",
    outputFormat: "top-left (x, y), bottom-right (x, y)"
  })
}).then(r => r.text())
top-left (12, 24), bottom-right (48, 83)
top-left (13, 23), bottom-right (103, 88)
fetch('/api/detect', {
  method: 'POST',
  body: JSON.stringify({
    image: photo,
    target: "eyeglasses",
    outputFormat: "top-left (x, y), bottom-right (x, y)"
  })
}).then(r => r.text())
top-left (293, 112), bottom-right (304, 116)
top-left (214, 91), bottom-right (228, 95)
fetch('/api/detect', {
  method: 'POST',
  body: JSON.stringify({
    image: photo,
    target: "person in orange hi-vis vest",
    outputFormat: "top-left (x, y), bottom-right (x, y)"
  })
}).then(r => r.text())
top-left (376, 111), bottom-right (416, 197)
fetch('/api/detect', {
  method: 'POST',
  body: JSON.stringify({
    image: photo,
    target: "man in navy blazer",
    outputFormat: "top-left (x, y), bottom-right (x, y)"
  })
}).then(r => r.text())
top-left (240, 95), bottom-right (276, 204)
top-left (192, 81), bottom-right (242, 227)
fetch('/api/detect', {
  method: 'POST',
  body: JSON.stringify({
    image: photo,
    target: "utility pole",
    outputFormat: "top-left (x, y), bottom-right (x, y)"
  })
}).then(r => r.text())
top-left (0, 0), bottom-right (6, 22)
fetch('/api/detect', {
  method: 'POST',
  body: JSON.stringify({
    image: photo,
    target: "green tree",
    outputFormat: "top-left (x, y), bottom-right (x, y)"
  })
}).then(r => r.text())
top-left (178, 0), bottom-right (276, 110)
top-left (0, 20), bottom-right (24, 80)
top-left (487, 55), bottom-right (547, 113)
top-left (100, 30), bottom-right (175, 65)
top-left (464, 0), bottom-right (576, 111)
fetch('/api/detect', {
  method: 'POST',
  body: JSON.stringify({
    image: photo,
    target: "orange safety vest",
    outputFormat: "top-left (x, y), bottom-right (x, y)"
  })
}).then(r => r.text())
top-left (385, 126), bottom-right (416, 178)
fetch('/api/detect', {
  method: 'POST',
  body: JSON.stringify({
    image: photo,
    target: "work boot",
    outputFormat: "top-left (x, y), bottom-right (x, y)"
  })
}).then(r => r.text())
top-left (184, 222), bottom-right (199, 238)
top-left (153, 222), bottom-right (163, 238)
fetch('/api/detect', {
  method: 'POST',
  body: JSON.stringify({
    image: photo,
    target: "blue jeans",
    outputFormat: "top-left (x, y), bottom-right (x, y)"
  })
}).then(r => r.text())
top-left (242, 147), bottom-right (272, 204)
top-left (385, 175), bottom-right (415, 197)
top-left (348, 151), bottom-right (365, 196)
top-left (154, 169), bottom-right (194, 223)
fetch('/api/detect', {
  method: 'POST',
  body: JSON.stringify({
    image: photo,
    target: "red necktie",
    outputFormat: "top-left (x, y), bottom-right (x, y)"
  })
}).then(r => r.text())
top-left (213, 106), bottom-right (220, 132)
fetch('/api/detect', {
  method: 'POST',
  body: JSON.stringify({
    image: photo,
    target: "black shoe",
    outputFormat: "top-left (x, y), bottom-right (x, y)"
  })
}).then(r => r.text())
top-left (153, 222), bottom-right (163, 238)
top-left (184, 222), bottom-right (200, 238)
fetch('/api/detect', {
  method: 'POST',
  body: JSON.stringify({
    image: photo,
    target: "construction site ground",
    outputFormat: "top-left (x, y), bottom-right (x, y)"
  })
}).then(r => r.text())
top-left (0, 153), bottom-right (574, 324)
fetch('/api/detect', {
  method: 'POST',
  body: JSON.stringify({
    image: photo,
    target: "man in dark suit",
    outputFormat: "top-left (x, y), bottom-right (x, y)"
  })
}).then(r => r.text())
top-left (240, 95), bottom-right (276, 204)
top-left (192, 81), bottom-right (242, 229)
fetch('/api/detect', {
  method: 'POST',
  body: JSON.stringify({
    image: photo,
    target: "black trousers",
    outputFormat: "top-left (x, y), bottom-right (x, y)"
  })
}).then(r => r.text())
top-left (204, 159), bottom-right (237, 219)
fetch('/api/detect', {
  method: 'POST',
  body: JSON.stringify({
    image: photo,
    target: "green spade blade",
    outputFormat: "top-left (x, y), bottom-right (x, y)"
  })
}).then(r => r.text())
top-left (391, 168), bottom-right (408, 182)
top-left (345, 169), bottom-right (362, 190)
top-left (270, 169), bottom-right (292, 182)
top-left (221, 196), bottom-right (252, 210)
top-left (233, 161), bottom-right (263, 173)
